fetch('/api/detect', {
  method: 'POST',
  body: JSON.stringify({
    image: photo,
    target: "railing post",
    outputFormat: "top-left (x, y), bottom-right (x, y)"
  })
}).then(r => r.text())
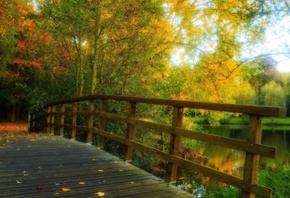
top-left (87, 100), bottom-right (94, 144)
top-left (125, 102), bottom-right (136, 161)
top-left (72, 102), bottom-right (77, 139)
top-left (60, 104), bottom-right (65, 137)
top-left (242, 115), bottom-right (264, 198)
top-left (98, 99), bottom-right (107, 148)
top-left (166, 106), bottom-right (183, 183)
top-left (29, 113), bottom-right (35, 132)
top-left (47, 106), bottom-right (51, 133)
top-left (50, 105), bottom-right (55, 135)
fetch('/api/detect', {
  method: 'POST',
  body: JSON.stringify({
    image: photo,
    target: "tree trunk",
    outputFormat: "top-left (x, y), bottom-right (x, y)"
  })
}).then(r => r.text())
top-left (90, 1), bottom-right (102, 95)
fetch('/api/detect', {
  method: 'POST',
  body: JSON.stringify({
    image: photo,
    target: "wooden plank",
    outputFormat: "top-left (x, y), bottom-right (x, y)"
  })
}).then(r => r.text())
top-left (45, 95), bottom-right (287, 117)
top-left (0, 135), bottom-right (194, 198)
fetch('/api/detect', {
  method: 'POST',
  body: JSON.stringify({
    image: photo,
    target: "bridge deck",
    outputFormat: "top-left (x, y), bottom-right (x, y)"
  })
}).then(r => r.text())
top-left (0, 133), bottom-right (194, 198)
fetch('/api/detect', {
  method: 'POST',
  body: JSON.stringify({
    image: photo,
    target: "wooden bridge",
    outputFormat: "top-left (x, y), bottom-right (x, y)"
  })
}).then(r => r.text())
top-left (3, 95), bottom-right (288, 197)
top-left (0, 133), bottom-right (193, 197)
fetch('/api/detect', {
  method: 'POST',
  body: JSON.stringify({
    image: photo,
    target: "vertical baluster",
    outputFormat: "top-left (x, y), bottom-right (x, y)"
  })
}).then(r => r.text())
top-left (125, 102), bottom-right (136, 161)
top-left (166, 106), bottom-right (183, 183)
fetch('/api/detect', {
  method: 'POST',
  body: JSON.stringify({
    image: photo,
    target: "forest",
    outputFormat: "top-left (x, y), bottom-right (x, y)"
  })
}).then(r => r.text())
top-left (0, 0), bottom-right (290, 122)
top-left (1, 1), bottom-right (290, 197)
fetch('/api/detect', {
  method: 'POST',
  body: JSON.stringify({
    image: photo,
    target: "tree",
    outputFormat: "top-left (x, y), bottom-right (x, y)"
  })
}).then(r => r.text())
top-left (260, 81), bottom-right (286, 107)
top-left (39, 0), bottom-right (173, 97)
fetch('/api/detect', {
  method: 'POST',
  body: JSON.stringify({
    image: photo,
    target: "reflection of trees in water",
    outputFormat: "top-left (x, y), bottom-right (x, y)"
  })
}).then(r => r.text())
top-left (178, 125), bottom-right (290, 191)
top-left (261, 130), bottom-right (290, 168)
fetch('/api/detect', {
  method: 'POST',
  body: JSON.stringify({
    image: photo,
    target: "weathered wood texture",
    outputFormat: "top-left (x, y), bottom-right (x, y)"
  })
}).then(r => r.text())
top-left (34, 95), bottom-right (287, 198)
top-left (0, 135), bottom-right (194, 198)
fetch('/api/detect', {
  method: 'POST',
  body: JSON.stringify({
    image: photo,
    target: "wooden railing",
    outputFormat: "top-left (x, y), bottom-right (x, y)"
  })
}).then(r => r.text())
top-left (29, 95), bottom-right (287, 198)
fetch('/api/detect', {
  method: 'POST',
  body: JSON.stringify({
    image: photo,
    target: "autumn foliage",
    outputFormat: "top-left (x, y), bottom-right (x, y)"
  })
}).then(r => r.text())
top-left (0, 0), bottom-right (289, 121)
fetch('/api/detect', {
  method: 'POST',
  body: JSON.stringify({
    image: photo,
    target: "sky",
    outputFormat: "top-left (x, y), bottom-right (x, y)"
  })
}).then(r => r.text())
top-left (264, 16), bottom-right (290, 73)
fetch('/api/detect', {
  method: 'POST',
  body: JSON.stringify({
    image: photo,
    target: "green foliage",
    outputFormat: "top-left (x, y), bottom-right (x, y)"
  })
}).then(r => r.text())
top-left (258, 167), bottom-right (290, 198)
top-left (260, 81), bottom-right (286, 106)
top-left (205, 185), bottom-right (241, 198)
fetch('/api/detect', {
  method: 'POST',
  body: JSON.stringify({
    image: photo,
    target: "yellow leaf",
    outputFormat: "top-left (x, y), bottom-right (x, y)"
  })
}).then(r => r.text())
top-left (130, 181), bottom-right (134, 184)
top-left (78, 182), bottom-right (85, 185)
top-left (61, 188), bottom-right (70, 192)
top-left (92, 158), bottom-right (97, 161)
top-left (54, 192), bottom-right (59, 195)
top-left (119, 170), bottom-right (123, 172)
top-left (95, 191), bottom-right (105, 197)
top-left (98, 170), bottom-right (104, 172)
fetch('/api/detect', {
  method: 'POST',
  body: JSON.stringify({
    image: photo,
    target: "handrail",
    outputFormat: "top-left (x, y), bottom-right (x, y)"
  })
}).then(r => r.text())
top-left (45, 95), bottom-right (286, 117)
top-left (30, 95), bottom-right (287, 198)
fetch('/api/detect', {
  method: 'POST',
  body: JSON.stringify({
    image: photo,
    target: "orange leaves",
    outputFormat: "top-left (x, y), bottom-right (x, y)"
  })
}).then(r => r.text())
top-left (17, 41), bottom-right (25, 48)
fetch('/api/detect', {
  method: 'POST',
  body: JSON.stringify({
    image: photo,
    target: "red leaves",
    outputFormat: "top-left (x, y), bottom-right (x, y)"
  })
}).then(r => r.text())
top-left (37, 186), bottom-right (45, 190)
top-left (17, 41), bottom-right (25, 48)
top-left (60, 51), bottom-right (70, 59)
top-left (31, 61), bottom-right (41, 68)
top-left (13, 58), bottom-right (41, 68)
top-left (13, 58), bottom-right (27, 65)
top-left (5, 72), bottom-right (17, 77)
top-left (28, 22), bottom-right (35, 30)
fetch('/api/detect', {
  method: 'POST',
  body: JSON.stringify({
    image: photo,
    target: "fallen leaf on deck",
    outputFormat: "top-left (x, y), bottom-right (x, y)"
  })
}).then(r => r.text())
top-left (92, 158), bottom-right (97, 161)
top-left (95, 191), bottom-right (105, 197)
top-left (129, 181), bottom-right (134, 184)
top-left (78, 181), bottom-right (85, 185)
top-left (61, 187), bottom-right (70, 192)
top-left (55, 183), bottom-right (60, 186)
top-left (16, 180), bottom-right (21, 184)
top-left (119, 170), bottom-right (123, 172)
top-left (54, 192), bottom-right (60, 195)
top-left (98, 169), bottom-right (104, 172)
top-left (22, 171), bottom-right (29, 176)
top-left (37, 186), bottom-right (45, 190)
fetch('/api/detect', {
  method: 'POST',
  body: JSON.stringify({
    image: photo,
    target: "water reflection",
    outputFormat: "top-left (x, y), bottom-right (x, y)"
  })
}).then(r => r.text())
top-left (197, 125), bottom-right (290, 170)
top-left (177, 124), bottom-right (290, 196)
